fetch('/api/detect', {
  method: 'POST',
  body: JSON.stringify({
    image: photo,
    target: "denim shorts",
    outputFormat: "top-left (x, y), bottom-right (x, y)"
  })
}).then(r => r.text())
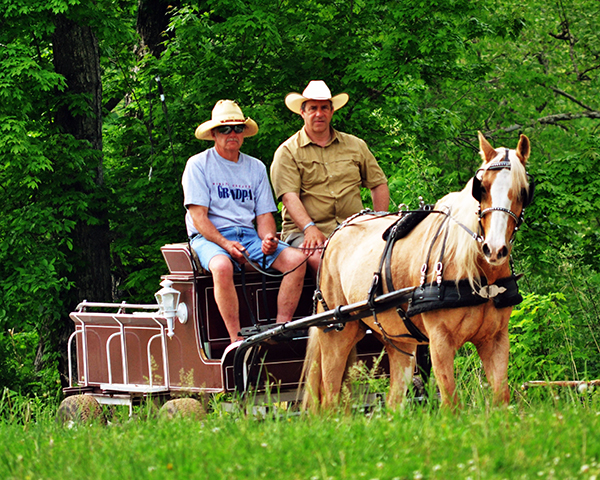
top-left (190, 226), bottom-right (288, 272)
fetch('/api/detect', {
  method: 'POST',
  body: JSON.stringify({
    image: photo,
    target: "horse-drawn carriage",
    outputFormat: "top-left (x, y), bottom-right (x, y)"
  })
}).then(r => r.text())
top-left (59, 132), bottom-right (534, 419)
top-left (59, 241), bottom-right (397, 417)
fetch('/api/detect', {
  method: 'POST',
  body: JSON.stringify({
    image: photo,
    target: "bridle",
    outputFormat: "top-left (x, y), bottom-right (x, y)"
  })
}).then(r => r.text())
top-left (471, 149), bottom-right (535, 240)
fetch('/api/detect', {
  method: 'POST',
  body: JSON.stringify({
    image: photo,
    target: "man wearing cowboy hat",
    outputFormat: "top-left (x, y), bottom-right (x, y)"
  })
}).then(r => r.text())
top-left (182, 100), bottom-right (306, 343)
top-left (271, 80), bottom-right (389, 274)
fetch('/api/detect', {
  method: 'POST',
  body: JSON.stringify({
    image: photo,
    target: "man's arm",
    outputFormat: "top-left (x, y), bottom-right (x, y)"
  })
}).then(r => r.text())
top-left (371, 183), bottom-right (390, 212)
top-left (255, 212), bottom-right (279, 255)
top-left (188, 204), bottom-right (247, 263)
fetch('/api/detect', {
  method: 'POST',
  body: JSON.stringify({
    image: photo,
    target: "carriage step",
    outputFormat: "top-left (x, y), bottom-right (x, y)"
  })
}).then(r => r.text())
top-left (99, 383), bottom-right (170, 394)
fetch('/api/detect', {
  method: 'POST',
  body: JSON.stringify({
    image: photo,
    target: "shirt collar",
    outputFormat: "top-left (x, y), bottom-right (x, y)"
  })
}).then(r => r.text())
top-left (299, 126), bottom-right (340, 148)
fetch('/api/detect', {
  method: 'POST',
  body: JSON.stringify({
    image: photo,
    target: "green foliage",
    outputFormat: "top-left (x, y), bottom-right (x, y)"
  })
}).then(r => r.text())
top-left (0, 330), bottom-right (61, 400)
top-left (0, 387), bottom-right (54, 424)
top-left (508, 293), bottom-right (594, 383)
top-left (1, 0), bottom-right (600, 397)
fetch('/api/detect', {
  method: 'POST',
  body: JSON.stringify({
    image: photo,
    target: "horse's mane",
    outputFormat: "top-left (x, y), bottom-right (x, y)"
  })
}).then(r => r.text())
top-left (419, 149), bottom-right (529, 288)
top-left (420, 188), bottom-right (482, 288)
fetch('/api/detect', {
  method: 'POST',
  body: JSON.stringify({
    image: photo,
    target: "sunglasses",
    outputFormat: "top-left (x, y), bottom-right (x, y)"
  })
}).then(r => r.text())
top-left (216, 124), bottom-right (245, 135)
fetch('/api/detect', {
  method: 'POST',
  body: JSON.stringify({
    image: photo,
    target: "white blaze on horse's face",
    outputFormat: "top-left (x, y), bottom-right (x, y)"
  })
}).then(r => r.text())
top-left (481, 167), bottom-right (514, 264)
top-left (476, 132), bottom-right (531, 266)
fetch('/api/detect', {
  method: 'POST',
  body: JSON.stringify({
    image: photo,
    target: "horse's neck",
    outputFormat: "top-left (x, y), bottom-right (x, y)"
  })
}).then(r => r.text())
top-left (478, 261), bottom-right (512, 284)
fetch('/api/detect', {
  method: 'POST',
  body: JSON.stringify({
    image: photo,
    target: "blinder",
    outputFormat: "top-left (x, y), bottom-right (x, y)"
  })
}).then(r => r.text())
top-left (471, 157), bottom-right (535, 208)
top-left (471, 174), bottom-right (483, 203)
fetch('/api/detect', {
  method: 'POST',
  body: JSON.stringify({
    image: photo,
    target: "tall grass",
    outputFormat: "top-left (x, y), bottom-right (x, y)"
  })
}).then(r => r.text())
top-left (1, 380), bottom-right (600, 480)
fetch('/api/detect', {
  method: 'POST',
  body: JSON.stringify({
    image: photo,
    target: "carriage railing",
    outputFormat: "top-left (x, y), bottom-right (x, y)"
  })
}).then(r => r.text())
top-left (68, 300), bottom-right (172, 394)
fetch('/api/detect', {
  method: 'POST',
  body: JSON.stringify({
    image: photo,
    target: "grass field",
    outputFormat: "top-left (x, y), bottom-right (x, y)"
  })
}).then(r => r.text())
top-left (1, 385), bottom-right (600, 480)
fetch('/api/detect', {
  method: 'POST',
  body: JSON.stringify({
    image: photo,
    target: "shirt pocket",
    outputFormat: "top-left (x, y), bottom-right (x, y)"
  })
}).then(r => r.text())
top-left (329, 157), bottom-right (361, 188)
top-left (298, 158), bottom-right (326, 188)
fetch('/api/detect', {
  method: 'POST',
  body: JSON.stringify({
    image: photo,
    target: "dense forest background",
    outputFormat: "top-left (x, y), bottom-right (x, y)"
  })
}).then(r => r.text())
top-left (1, 0), bottom-right (599, 400)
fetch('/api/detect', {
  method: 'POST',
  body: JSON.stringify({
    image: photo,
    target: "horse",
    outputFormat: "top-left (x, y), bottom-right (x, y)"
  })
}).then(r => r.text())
top-left (303, 132), bottom-right (532, 410)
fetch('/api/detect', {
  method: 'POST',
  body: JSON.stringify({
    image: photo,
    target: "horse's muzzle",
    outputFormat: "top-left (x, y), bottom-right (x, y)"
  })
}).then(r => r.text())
top-left (482, 242), bottom-right (509, 263)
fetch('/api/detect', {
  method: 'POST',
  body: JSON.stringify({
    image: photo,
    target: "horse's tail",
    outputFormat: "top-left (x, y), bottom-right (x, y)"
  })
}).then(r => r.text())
top-left (300, 326), bottom-right (322, 411)
top-left (300, 327), bottom-right (358, 411)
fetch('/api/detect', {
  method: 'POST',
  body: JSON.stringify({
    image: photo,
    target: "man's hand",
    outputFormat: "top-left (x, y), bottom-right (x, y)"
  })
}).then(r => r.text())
top-left (262, 233), bottom-right (279, 255)
top-left (224, 240), bottom-right (247, 264)
top-left (300, 225), bottom-right (326, 256)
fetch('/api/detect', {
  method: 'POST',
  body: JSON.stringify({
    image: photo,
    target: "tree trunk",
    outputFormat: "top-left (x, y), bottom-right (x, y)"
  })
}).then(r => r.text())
top-left (136, 0), bottom-right (180, 58)
top-left (48, 14), bottom-right (112, 386)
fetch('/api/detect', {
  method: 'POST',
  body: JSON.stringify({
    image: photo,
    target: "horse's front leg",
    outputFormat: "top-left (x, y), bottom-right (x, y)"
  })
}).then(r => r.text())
top-left (429, 327), bottom-right (459, 409)
top-left (474, 328), bottom-right (510, 405)
top-left (385, 342), bottom-right (416, 409)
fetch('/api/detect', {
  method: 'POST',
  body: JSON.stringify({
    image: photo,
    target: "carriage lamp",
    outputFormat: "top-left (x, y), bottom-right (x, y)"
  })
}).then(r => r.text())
top-left (155, 279), bottom-right (187, 338)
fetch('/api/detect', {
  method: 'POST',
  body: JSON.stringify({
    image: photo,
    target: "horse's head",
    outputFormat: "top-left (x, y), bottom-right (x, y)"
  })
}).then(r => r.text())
top-left (472, 132), bottom-right (533, 265)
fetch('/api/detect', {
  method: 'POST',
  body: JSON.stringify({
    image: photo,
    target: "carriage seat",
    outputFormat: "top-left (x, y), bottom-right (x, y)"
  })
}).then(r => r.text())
top-left (160, 241), bottom-right (281, 278)
top-left (161, 242), bottom-right (207, 276)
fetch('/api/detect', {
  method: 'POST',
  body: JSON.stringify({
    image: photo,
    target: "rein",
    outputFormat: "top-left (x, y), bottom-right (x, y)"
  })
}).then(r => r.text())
top-left (240, 246), bottom-right (316, 278)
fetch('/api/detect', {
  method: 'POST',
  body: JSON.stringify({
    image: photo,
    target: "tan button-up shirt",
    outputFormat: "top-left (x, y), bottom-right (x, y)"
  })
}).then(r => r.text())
top-left (271, 127), bottom-right (387, 239)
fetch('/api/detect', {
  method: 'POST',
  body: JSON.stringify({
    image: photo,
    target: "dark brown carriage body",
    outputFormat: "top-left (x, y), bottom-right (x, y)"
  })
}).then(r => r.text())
top-left (64, 243), bottom-right (389, 407)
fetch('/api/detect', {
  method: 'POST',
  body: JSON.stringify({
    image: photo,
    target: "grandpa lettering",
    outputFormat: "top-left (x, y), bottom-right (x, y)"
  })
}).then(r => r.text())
top-left (217, 184), bottom-right (253, 203)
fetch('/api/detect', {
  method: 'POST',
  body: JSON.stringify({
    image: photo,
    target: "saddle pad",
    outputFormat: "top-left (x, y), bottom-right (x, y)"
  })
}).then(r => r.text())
top-left (382, 208), bottom-right (434, 241)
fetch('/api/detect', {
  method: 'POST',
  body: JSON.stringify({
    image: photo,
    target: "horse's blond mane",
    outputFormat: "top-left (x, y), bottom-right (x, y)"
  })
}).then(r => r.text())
top-left (419, 149), bottom-right (529, 288)
top-left (420, 188), bottom-right (482, 288)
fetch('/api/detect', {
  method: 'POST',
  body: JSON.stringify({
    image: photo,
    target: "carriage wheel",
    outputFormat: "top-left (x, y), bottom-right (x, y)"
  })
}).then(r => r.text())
top-left (159, 398), bottom-right (205, 420)
top-left (56, 394), bottom-right (106, 425)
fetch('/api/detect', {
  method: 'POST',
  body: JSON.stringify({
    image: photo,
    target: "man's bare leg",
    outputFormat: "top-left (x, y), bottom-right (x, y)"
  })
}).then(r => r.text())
top-left (307, 251), bottom-right (321, 279)
top-left (209, 255), bottom-right (242, 342)
top-left (271, 248), bottom-right (307, 324)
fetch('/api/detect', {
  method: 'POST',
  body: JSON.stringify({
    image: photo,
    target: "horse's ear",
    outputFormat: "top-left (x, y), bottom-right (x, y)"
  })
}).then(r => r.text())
top-left (478, 131), bottom-right (496, 163)
top-left (516, 134), bottom-right (530, 165)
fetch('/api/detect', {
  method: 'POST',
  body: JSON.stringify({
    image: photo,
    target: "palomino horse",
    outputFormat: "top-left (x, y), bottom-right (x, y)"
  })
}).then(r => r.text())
top-left (303, 132), bottom-right (532, 409)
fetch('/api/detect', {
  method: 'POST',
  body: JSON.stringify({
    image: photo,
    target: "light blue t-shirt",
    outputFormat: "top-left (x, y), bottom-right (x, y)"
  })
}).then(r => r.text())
top-left (182, 147), bottom-right (277, 237)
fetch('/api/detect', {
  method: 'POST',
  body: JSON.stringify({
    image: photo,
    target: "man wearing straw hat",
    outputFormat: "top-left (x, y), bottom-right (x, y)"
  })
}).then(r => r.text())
top-left (271, 80), bottom-right (389, 274)
top-left (182, 100), bottom-right (306, 343)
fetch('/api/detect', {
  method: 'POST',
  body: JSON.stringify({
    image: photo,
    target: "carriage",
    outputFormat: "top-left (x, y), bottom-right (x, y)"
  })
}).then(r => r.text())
top-left (59, 241), bottom-right (400, 418)
top-left (59, 132), bottom-right (533, 419)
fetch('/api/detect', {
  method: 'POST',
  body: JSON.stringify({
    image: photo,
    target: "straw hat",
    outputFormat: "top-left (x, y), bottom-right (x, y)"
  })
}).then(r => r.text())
top-left (284, 80), bottom-right (349, 115)
top-left (195, 100), bottom-right (259, 140)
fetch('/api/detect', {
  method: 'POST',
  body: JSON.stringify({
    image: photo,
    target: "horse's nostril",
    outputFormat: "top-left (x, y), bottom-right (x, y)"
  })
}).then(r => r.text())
top-left (498, 246), bottom-right (508, 259)
top-left (482, 244), bottom-right (491, 257)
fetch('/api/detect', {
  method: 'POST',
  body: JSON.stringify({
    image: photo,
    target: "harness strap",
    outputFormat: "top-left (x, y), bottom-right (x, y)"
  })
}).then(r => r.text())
top-left (371, 308), bottom-right (418, 357)
top-left (365, 210), bottom-right (432, 345)
top-left (406, 275), bottom-right (523, 317)
top-left (261, 255), bottom-right (271, 323)
top-left (313, 289), bottom-right (329, 314)
top-left (420, 213), bottom-right (450, 287)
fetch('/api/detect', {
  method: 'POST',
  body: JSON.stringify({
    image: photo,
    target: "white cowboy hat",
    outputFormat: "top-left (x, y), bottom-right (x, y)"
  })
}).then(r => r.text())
top-left (284, 80), bottom-right (349, 115)
top-left (195, 100), bottom-right (259, 140)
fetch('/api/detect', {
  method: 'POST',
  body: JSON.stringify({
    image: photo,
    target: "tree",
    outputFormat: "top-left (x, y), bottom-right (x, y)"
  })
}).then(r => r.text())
top-left (51, 9), bottom-right (112, 383)
top-left (0, 0), bottom-right (124, 390)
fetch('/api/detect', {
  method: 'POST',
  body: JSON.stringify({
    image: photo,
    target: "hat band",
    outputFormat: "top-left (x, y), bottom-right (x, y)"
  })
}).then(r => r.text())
top-left (219, 119), bottom-right (246, 124)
